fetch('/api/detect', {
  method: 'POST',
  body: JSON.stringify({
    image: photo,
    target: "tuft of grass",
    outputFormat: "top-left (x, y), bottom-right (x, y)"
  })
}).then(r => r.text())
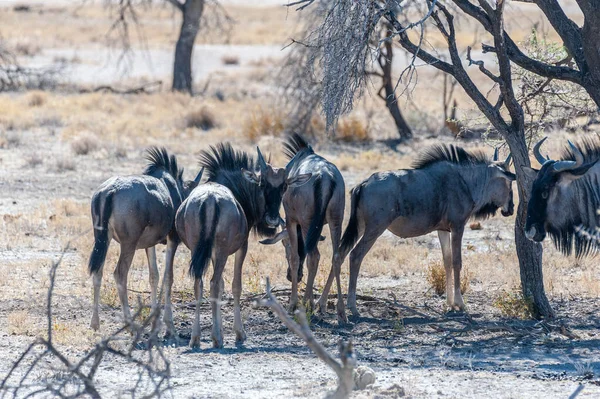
top-left (242, 106), bottom-right (285, 142)
top-left (221, 55), bottom-right (240, 66)
top-left (25, 152), bottom-right (43, 168)
top-left (71, 132), bottom-right (100, 155)
top-left (55, 157), bottom-right (76, 172)
top-left (100, 283), bottom-right (120, 309)
top-left (7, 311), bottom-right (39, 336)
top-left (185, 106), bottom-right (217, 131)
top-left (336, 117), bottom-right (369, 142)
top-left (426, 262), bottom-right (471, 296)
top-left (27, 91), bottom-right (46, 107)
top-left (493, 288), bottom-right (534, 319)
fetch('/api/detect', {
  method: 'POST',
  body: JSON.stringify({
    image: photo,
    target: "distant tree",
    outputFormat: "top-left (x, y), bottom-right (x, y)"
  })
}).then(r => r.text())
top-left (107, 0), bottom-right (231, 94)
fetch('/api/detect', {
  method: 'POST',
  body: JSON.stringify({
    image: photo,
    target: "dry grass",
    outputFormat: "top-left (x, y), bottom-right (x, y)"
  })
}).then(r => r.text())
top-left (7, 311), bottom-right (41, 336)
top-left (493, 288), bottom-right (534, 319)
top-left (55, 157), bottom-right (76, 172)
top-left (425, 262), bottom-right (471, 296)
top-left (336, 117), bottom-right (369, 142)
top-left (185, 107), bottom-right (217, 131)
top-left (71, 132), bottom-right (100, 155)
top-left (27, 91), bottom-right (46, 107)
top-left (242, 106), bottom-right (285, 142)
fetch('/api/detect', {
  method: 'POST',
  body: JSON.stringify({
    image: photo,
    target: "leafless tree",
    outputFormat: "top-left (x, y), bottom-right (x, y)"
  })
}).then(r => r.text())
top-left (105, 0), bottom-right (232, 94)
top-left (0, 248), bottom-right (170, 398)
top-left (285, 0), bottom-right (600, 319)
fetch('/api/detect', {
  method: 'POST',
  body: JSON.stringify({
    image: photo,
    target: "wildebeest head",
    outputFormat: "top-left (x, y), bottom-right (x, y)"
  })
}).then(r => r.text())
top-left (524, 138), bottom-right (596, 243)
top-left (475, 149), bottom-right (516, 218)
top-left (242, 147), bottom-right (312, 229)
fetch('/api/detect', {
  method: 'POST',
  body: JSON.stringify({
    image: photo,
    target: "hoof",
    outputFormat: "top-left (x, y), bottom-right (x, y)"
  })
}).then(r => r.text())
top-left (90, 320), bottom-right (99, 331)
top-left (189, 335), bottom-right (201, 349)
top-left (212, 336), bottom-right (224, 349)
top-left (349, 307), bottom-right (361, 319)
top-left (235, 330), bottom-right (247, 345)
top-left (337, 308), bottom-right (348, 325)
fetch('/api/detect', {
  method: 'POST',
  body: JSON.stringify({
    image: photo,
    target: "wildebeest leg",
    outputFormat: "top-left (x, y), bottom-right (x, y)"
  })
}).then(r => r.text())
top-left (114, 242), bottom-right (137, 324)
top-left (145, 247), bottom-right (159, 310)
top-left (90, 263), bottom-right (105, 331)
top-left (437, 231), bottom-right (453, 308)
top-left (233, 241), bottom-right (248, 344)
top-left (303, 246), bottom-right (320, 312)
top-left (163, 237), bottom-right (179, 339)
top-left (451, 226), bottom-right (465, 310)
top-left (211, 254), bottom-right (228, 349)
top-left (347, 227), bottom-right (386, 317)
top-left (286, 221), bottom-right (301, 312)
top-left (318, 220), bottom-right (347, 323)
top-left (189, 276), bottom-right (204, 348)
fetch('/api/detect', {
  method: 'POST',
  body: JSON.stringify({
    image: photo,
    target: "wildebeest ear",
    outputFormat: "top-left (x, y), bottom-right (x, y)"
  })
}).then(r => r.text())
top-left (259, 229), bottom-right (288, 245)
top-left (521, 166), bottom-right (538, 181)
top-left (502, 171), bottom-right (516, 181)
top-left (287, 173), bottom-right (312, 187)
top-left (242, 168), bottom-right (261, 185)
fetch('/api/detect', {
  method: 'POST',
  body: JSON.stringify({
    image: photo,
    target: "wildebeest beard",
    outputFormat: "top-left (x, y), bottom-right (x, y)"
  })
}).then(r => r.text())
top-left (473, 202), bottom-right (499, 220)
top-left (547, 221), bottom-right (597, 258)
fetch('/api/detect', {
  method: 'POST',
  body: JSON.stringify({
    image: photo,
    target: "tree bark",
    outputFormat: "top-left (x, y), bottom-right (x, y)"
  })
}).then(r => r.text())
top-left (380, 30), bottom-right (412, 141)
top-left (172, 0), bottom-right (204, 93)
top-left (505, 135), bottom-right (555, 319)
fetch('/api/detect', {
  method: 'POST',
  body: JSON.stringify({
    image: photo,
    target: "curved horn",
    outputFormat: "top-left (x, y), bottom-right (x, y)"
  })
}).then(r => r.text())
top-left (278, 216), bottom-right (286, 227)
top-left (532, 137), bottom-right (550, 165)
top-left (553, 141), bottom-right (584, 172)
top-left (194, 167), bottom-right (204, 184)
top-left (568, 140), bottom-right (584, 168)
top-left (504, 153), bottom-right (512, 169)
top-left (259, 229), bottom-right (289, 245)
top-left (493, 147), bottom-right (499, 162)
top-left (256, 146), bottom-right (268, 172)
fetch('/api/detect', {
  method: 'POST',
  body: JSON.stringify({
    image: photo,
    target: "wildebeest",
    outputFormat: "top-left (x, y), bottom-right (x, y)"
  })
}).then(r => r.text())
top-left (339, 144), bottom-right (515, 316)
top-left (524, 137), bottom-right (599, 256)
top-left (88, 147), bottom-right (202, 331)
top-left (261, 134), bottom-right (347, 323)
top-left (175, 143), bottom-right (311, 348)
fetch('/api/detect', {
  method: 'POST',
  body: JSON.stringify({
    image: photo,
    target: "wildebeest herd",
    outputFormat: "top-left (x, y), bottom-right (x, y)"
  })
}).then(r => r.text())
top-left (87, 134), bottom-right (599, 348)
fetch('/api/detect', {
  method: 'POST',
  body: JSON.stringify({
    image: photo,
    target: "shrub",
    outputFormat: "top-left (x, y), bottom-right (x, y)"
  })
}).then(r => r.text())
top-left (71, 132), bottom-right (100, 155)
top-left (185, 107), bottom-right (217, 131)
top-left (221, 55), bottom-right (240, 66)
top-left (336, 117), bottom-right (369, 142)
top-left (56, 158), bottom-right (76, 172)
top-left (27, 91), bottom-right (46, 107)
top-left (493, 288), bottom-right (534, 319)
top-left (426, 262), bottom-right (471, 296)
top-left (242, 107), bottom-right (285, 142)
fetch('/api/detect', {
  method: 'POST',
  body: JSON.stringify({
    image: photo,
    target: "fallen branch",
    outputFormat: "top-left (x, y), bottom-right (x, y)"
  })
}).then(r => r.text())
top-left (255, 278), bottom-right (356, 399)
top-left (80, 80), bottom-right (163, 94)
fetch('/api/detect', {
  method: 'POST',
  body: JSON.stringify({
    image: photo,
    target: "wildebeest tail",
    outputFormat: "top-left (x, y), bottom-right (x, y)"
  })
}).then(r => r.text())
top-left (189, 200), bottom-right (219, 280)
top-left (88, 190), bottom-right (114, 275)
top-left (304, 176), bottom-right (335, 254)
top-left (340, 183), bottom-right (363, 258)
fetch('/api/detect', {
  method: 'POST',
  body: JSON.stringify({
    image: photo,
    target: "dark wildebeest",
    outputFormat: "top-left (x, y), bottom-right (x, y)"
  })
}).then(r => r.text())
top-left (175, 143), bottom-right (311, 348)
top-left (339, 144), bottom-right (515, 316)
top-left (88, 147), bottom-right (202, 331)
top-left (260, 134), bottom-right (347, 323)
top-left (524, 137), bottom-right (600, 256)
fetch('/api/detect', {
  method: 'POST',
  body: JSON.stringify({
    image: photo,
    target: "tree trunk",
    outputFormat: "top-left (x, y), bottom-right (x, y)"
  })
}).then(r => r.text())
top-left (172, 0), bottom-right (204, 93)
top-left (580, 3), bottom-right (600, 107)
top-left (380, 27), bottom-right (412, 141)
top-left (505, 134), bottom-right (556, 319)
top-left (382, 79), bottom-right (413, 141)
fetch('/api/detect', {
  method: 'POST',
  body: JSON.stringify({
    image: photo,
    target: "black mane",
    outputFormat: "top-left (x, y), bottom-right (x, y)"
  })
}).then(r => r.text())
top-left (549, 223), bottom-right (597, 258)
top-left (412, 144), bottom-right (489, 169)
top-left (198, 143), bottom-right (274, 236)
top-left (283, 133), bottom-right (314, 160)
top-left (144, 147), bottom-right (183, 181)
top-left (561, 136), bottom-right (600, 164)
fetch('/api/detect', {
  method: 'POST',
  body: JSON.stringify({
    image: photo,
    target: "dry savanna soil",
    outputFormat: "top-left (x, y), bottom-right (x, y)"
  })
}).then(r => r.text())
top-left (0, 1), bottom-right (600, 398)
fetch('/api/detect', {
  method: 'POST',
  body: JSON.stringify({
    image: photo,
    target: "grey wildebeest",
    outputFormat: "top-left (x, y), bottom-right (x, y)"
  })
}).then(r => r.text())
top-left (260, 134), bottom-right (347, 323)
top-left (339, 144), bottom-right (515, 316)
top-left (88, 147), bottom-right (202, 331)
top-left (524, 137), bottom-right (600, 256)
top-left (175, 143), bottom-right (311, 348)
